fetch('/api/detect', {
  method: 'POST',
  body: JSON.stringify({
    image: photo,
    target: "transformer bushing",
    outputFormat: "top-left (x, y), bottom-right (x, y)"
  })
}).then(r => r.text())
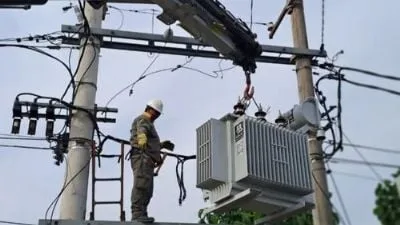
top-left (233, 101), bottom-right (246, 116)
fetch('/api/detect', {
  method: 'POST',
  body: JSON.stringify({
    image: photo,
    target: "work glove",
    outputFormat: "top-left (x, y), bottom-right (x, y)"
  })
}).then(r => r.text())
top-left (160, 140), bottom-right (175, 151)
top-left (137, 133), bottom-right (148, 150)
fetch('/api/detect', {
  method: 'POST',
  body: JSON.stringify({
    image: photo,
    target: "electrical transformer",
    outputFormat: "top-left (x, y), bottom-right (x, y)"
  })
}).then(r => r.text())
top-left (196, 114), bottom-right (314, 223)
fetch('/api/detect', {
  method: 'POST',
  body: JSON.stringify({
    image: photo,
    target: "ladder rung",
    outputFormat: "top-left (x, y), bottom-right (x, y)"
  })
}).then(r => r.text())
top-left (94, 201), bottom-right (121, 205)
top-left (95, 177), bottom-right (121, 181)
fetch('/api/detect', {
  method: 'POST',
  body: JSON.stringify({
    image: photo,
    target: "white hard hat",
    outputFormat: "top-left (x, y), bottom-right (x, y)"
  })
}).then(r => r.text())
top-left (147, 99), bottom-right (163, 114)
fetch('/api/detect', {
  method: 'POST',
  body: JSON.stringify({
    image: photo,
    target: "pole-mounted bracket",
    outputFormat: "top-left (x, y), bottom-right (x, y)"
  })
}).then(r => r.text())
top-left (61, 25), bottom-right (327, 67)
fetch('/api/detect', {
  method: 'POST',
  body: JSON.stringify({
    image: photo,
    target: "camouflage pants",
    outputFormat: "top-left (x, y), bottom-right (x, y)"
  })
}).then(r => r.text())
top-left (131, 153), bottom-right (154, 219)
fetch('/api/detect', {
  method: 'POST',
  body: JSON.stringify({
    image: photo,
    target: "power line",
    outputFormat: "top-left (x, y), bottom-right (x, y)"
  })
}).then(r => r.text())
top-left (311, 172), bottom-right (349, 225)
top-left (341, 131), bottom-right (384, 181)
top-left (328, 141), bottom-right (400, 155)
top-left (0, 220), bottom-right (35, 225)
top-left (342, 77), bottom-right (400, 97)
top-left (0, 144), bottom-right (51, 150)
top-left (0, 44), bottom-right (74, 92)
top-left (332, 171), bottom-right (378, 181)
top-left (327, 164), bottom-right (352, 225)
top-left (338, 66), bottom-right (400, 82)
top-left (0, 136), bottom-right (49, 141)
top-left (330, 157), bottom-right (400, 170)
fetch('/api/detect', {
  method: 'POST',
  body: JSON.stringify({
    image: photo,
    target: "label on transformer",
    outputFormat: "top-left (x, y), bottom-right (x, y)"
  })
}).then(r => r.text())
top-left (234, 121), bottom-right (244, 142)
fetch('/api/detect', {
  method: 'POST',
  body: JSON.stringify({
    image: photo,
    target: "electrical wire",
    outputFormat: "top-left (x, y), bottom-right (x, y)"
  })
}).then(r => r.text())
top-left (0, 32), bottom-right (63, 43)
top-left (315, 73), bottom-right (340, 158)
top-left (60, 0), bottom-right (95, 103)
top-left (340, 131), bottom-right (383, 181)
top-left (250, 0), bottom-right (254, 30)
top-left (330, 158), bottom-right (400, 170)
top-left (100, 135), bottom-right (196, 205)
top-left (0, 44), bottom-right (74, 91)
top-left (342, 77), bottom-right (400, 97)
top-left (105, 65), bottom-right (220, 108)
top-left (107, 5), bottom-right (160, 34)
top-left (327, 164), bottom-right (352, 225)
top-left (332, 171), bottom-right (379, 181)
top-left (336, 70), bottom-right (344, 159)
top-left (336, 65), bottom-right (400, 82)
top-left (0, 136), bottom-right (49, 141)
top-left (105, 67), bottom-right (175, 108)
top-left (326, 141), bottom-right (400, 155)
top-left (316, 70), bottom-right (400, 160)
top-left (320, 0), bottom-right (326, 51)
top-left (0, 144), bottom-right (51, 150)
top-left (311, 172), bottom-right (349, 225)
top-left (129, 54), bottom-right (161, 96)
top-left (212, 62), bottom-right (236, 79)
top-left (15, 92), bottom-right (104, 144)
top-left (0, 220), bottom-right (35, 225)
top-left (108, 5), bottom-right (125, 30)
top-left (107, 5), bottom-right (160, 15)
top-left (44, 154), bottom-right (92, 224)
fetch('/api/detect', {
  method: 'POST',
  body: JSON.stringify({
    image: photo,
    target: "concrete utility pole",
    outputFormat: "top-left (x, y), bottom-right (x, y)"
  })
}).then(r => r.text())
top-left (289, 1), bottom-right (334, 225)
top-left (59, 1), bottom-right (104, 220)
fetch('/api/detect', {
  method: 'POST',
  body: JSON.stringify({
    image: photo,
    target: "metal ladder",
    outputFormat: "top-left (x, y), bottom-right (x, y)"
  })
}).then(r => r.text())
top-left (89, 143), bottom-right (126, 221)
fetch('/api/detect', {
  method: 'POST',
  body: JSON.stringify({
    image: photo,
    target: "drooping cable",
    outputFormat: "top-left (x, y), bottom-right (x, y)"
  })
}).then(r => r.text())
top-left (176, 157), bottom-right (186, 205)
top-left (327, 164), bottom-right (353, 225)
top-left (129, 54), bottom-right (161, 96)
top-left (96, 135), bottom-right (196, 205)
top-left (315, 73), bottom-right (342, 158)
top-left (0, 44), bottom-right (74, 92)
top-left (173, 155), bottom-right (195, 205)
top-left (61, 0), bottom-right (95, 102)
top-left (104, 65), bottom-right (219, 108)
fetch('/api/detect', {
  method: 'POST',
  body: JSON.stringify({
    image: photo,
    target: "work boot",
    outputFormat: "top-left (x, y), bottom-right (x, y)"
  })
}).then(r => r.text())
top-left (133, 216), bottom-right (155, 223)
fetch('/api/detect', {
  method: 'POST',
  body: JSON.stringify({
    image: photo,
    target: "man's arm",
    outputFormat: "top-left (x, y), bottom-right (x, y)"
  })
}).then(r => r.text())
top-left (135, 118), bottom-right (152, 150)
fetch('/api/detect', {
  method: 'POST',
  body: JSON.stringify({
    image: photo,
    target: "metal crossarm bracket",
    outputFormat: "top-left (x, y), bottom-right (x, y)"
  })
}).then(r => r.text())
top-left (61, 25), bottom-right (326, 66)
top-left (18, 101), bottom-right (118, 123)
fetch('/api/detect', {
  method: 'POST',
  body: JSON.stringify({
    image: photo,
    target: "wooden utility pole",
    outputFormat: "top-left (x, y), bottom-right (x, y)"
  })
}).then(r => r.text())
top-left (290, 1), bottom-right (334, 225)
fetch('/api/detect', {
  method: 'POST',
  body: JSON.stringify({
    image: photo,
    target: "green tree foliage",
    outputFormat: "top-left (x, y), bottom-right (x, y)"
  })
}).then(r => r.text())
top-left (373, 169), bottom-right (400, 225)
top-left (198, 208), bottom-right (339, 225)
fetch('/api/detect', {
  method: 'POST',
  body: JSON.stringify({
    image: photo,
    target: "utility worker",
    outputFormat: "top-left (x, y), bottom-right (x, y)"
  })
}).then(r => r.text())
top-left (129, 99), bottom-right (174, 223)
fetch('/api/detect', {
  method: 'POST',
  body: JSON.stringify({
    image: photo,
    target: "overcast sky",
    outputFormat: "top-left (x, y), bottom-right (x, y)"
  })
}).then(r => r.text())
top-left (1, 1), bottom-right (400, 225)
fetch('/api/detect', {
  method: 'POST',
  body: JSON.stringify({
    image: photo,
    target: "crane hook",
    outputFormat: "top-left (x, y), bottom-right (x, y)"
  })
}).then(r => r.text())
top-left (243, 71), bottom-right (254, 100)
